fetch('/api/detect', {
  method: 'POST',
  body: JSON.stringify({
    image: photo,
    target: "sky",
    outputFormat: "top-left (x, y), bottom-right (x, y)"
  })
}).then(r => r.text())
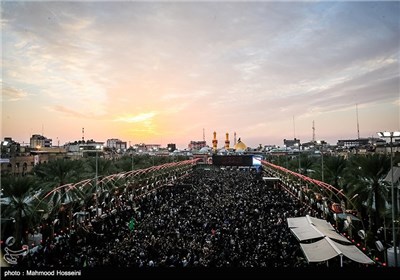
top-left (1, 1), bottom-right (399, 149)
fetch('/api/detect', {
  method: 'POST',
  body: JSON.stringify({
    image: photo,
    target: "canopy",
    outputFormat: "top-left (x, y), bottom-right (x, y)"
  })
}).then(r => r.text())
top-left (300, 236), bottom-right (374, 264)
top-left (336, 213), bottom-right (361, 221)
top-left (288, 215), bottom-right (374, 265)
top-left (383, 166), bottom-right (400, 184)
top-left (287, 215), bottom-right (350, 243)
top-left (300, 238), bottom-right (339, 262)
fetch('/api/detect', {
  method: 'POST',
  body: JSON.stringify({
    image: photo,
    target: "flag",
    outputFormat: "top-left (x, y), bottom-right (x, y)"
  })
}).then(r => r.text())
top-left (128, 217), bottom-right (135, 231)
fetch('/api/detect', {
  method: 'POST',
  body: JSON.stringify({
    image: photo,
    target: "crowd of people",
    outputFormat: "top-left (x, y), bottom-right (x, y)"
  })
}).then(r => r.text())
top-left (15, 168), bottom-right (310, 268)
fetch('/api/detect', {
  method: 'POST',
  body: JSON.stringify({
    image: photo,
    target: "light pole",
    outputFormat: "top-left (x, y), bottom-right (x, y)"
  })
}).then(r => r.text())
top-left (95, 145), bottom-right (102, 218)
top-left (317, 141), bottom-right (324, 182)
top-left (295, 143), bottom-right (301, 174)
top-left (284, 145), bottom-right (288, 169)
top-left (377, 131), bottom-right (400, 267)
top-left (131, 150), bottom-right (134, 172)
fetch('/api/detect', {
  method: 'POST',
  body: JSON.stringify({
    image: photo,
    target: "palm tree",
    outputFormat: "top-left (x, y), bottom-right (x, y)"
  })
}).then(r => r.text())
top-left (345, 154), bottom-right (391, 234)
top-left (113, 156), bottom-right (135, 172)
top-left (33, 159), bottom-right (85, 230)
top-left (323, 155), bottom-right (347, 189)
top-left (1, 176), bottom-right (44, 248)
top-left (300, 156), bottom-right (316, 177)
top-left (33, 158), bottom-right (85, 185)
top-left (85, 157), bottom-right (116, 177)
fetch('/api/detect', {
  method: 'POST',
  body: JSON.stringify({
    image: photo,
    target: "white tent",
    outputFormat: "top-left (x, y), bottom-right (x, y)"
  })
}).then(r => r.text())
top-left (288, 215), bottom-right (350, 243)
top-left (288, 215), bottom-right (374, 266)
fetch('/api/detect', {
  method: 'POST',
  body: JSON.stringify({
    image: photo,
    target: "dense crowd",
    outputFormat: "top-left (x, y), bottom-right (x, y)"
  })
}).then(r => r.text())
top-left (16, 168), bottom-right (310, 268)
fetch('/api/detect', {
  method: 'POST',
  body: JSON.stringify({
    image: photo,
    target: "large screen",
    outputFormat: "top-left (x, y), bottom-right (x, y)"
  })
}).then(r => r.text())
top-left (212, 155), bottom-right (254, 166)
top-left (252, 156), bottom-right (262, 166)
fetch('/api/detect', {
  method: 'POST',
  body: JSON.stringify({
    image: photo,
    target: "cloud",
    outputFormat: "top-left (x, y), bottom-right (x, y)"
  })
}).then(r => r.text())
top-left (45, 105), bottom-right (91, 119)
top-left (2, 1), bottom-right (399, 147)
top-left (45, 104), bottom-right (109, 120)
top-left (114, 112), bottom-right (156, 123)
top-left (2, 86), bottom-right (30, 102)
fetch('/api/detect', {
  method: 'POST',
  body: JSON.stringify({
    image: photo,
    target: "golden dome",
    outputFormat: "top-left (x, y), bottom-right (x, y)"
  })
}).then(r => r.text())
top-left (234, 138), bottom-right (247, 151)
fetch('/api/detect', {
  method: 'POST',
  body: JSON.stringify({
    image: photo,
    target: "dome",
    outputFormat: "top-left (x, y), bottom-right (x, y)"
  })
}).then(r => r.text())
top-left (234, 138), bottom-right (247, 151)
top-left (199, 146), bottom-right (211, 153)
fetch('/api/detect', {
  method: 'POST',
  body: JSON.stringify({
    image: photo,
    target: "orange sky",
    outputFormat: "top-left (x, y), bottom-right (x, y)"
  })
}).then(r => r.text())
top-left (2, 1), bottom-right (399, 148)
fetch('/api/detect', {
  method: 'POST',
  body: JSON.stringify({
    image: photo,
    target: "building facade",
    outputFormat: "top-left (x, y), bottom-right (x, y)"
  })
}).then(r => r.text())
top-left (188, 141), bottom-right (207, 150)
top-left (106, 138), bottom-right (127, 150)
top-left (30, 134), bottom-right (52, 148)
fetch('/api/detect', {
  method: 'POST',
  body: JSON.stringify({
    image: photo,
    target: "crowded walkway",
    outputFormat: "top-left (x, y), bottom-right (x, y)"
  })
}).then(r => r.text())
top-left (18, 168), bottom-right (309, 268)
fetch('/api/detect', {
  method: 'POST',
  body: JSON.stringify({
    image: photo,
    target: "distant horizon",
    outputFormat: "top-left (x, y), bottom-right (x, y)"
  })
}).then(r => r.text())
top-left (2, 2), bottom-right (399, 150)
top-left (4, 129), bottom-right (392, 150)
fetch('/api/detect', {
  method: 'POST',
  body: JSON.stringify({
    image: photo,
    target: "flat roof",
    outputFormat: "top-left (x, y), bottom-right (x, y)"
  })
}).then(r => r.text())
top-left (262, 177), bottom-right (280, 181)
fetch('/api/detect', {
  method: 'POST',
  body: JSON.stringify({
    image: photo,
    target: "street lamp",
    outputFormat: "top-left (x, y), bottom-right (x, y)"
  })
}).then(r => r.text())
top-left (377, 131), bottom-right (400, 267)
top-left (131, 150), bottom-right (134, 172)
top-left (95, 145), bottom-right (103, 218)
top-left (317, 141), bottom-right (324, 182)
top-left (284, 145), bottom-right (288, 169)
top-left (295, 143), bottom-right (301, 174)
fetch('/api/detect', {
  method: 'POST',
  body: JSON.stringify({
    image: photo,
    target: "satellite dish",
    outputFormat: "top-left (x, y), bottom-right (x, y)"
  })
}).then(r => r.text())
top-left (375, 240), bottom-right (384, 252)
top-left (358, 230), bottom-right (366, 240)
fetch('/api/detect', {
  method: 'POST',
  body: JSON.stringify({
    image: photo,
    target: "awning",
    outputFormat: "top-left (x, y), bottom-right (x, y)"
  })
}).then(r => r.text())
top-left (383, 166), bottom-right (400, 184)
top-left (288, 215), bottom-right (374, 265)
top-left (300, 237), bottom-right (374, 264)
top-left (262, 177), bottom-right (280, 181)
top-left (334, 241), bottom-right (374, 264)
top-left (290, 227), bottom-right (324, 242)
top-left (300, 238), bottom-right (339, 262)
top-left (336, 213), bottom-right (361, 222)
top-left (287, 215), bottom-right (350, 243)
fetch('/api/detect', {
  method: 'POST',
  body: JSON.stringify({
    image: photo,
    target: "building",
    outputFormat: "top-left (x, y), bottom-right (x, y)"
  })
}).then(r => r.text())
top-left (337, 138), bottom-right (367, 148)
top-left (188, 140), bottom-right (207, 151)
top-left (30, 134), bottom-right (52, 148)
top-left (1, 137), bottom-right (21, 158)
top-left (167, 143), bottom-right (177, 152)
top-left (106, 138), bottom-right (127, 150)
top-left (64, 140), bottom-right (104, 157)
top-left (135, 143), bottom-right (161, 153)
top-left (283, 138), bottom-right (300, 148)
top-left (337, 137), bottom-right (385, 149)
top-left (234, 138), bottom-right (247, 152)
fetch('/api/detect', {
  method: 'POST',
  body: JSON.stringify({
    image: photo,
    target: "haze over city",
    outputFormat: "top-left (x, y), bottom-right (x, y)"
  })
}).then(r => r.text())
top-left (2, 1), bottom-right (399, 148)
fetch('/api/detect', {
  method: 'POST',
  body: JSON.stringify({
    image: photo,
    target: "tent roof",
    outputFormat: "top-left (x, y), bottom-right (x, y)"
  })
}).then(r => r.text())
top-left (383, 166), bottom-right (400, 184)
top-left (289, 215), bottom-right (374, 265)
top-left (287, 216), bottom-right (350, 243)
top-left (336, 213), bottom-right (361, 221)
top-left (334, 241), bottom-right (374, 264)
top-left (290, 227), bottom-right (324, 242)
top-left (300, 238), bottom-right (339, 262)
top-left (300, 237), bottom-right (374, 264)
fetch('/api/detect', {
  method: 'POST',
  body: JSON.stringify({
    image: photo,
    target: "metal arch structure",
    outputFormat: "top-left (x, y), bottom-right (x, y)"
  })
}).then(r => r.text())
top-left (261, 160), bottom-right (345, 203)
top-left (261, 159), bottom-right (367, 234)
top-left (39, 159), bottom-right (200, 212)
top-left (262, 159), bottom-right (371, 257)
top-left (260, 159), bottom-right (368, 229)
